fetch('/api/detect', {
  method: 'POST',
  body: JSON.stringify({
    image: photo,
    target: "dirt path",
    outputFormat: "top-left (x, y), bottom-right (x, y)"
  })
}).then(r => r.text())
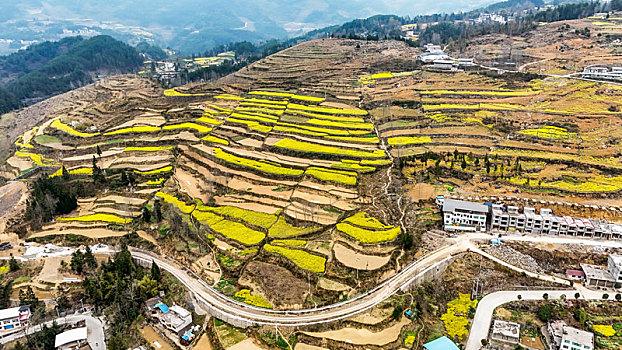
top-left (0, 181), bottom-right (28, 233)
top-left (227, 338), bottom-right (265, 350)
top-left (192, 333), bottom-right (214, 350)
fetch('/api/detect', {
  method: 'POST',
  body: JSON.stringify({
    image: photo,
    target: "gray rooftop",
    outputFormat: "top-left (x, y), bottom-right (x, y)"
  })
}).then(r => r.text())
top-left (562, 325), bottom-right (594, 346)
top-left (610, 254), bottom-right (622, 267)
top-left (492, 320), bottom-right (520, 339)
top-left (442, 199), bottom-right (489, 214)
top-left (581, 264), bottom-right (615, 282)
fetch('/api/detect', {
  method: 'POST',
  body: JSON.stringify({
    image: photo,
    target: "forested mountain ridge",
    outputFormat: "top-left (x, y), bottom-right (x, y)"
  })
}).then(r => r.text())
top-left (0, 35), bottom-right (142, 114)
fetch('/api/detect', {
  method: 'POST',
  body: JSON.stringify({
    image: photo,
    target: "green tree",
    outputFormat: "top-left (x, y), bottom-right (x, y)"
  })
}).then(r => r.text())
top-left (151, 261), bottom-right (161, 282)
top-left (392, 305), bottom-right (404, 320)
top-left (537, 304), bottom-right (552, 322)
top-left (84, 246), bottom-right (97, 270)
top-left (70, 250), bottom-right (85, 274)
top-left (142, 206), bottom-right (152, 223)
top-left (138, 276), bottom-right (158, 300)
top-left (19, 286), bottom-right (39, 309)
top-left (9, 255), bottom-right (19, 272)
top-left (153, 199), bottom-right (162, 222)
top-left (399, 233), bottom-right (414, 250)
top-left (574, 308), bottom-right (588, 324)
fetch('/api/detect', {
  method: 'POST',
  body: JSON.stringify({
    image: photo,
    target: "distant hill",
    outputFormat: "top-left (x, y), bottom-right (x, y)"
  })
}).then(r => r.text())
top-left (0, 0), bottom-right (500, 54)
top-left (0, 35), bottom-right (142, 114)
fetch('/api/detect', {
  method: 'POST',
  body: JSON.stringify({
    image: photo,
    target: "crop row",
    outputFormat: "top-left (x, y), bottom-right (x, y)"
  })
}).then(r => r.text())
top-left (273, 138), bottom-right (386, 159)
top-left (263, 244), bottom-right (326, 273)
top-left (336, 221), bottom-right (401, 244)
top-left (57, 213), bottom-right (131, 224)
top-left (305, 167), bottom-right (357, 185)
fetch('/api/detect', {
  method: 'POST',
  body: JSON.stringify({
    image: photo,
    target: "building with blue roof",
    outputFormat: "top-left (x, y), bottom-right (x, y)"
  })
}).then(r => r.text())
top-left (423, 336), bottom-right (460, 350)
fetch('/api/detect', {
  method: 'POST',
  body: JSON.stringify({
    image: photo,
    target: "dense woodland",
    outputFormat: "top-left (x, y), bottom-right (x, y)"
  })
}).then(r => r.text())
top-left (0, 35), bottom-right (142, 114)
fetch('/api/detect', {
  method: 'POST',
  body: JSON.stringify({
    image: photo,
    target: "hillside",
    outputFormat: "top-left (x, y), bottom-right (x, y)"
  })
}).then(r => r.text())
top-left (0, 35), bottom-right (142, 113)
top-left (2, 14), bottom-right (622, 348)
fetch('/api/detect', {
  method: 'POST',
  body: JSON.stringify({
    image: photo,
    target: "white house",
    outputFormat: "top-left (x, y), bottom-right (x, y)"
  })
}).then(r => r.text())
top-left (490, 319), bottom-right (520, 344)
top-left (607, 254), bottom-right (622, 283)
top-left (54, 327), bottom-right (88, 350)
top-left (154, 303), bottom-right (193, 335)
top-left (548, 321), bottom-right (593, 350)
top-left (442, 198), bottom-right (489, 232)
top-left (0, 306), bottom-right (31, 333)
top-left (560, 326), bottom-right (593, 350)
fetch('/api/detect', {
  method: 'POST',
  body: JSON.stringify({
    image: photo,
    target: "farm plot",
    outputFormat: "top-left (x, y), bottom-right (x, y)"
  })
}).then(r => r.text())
top-left (336, 212), bottom-right (402, 244)
top-left (333, 243), bottom-right (392, 270)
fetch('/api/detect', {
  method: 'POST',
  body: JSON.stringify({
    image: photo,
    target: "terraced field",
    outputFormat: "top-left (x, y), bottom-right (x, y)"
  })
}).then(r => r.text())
top-left (368, 69), bottom-right (622, 208)
top-left (1, 40), bottom-right (425, 316)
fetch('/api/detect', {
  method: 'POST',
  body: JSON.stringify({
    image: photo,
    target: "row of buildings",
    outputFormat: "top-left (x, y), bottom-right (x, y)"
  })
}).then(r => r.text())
top-left (439, 197), bottom-right (622, 239)
top-left (419, 44), bottom-right (476, 71)
top-left (581, 66), bottom-right (622, 82)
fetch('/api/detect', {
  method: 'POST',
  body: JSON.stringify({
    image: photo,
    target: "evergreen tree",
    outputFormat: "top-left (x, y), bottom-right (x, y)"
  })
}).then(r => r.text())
top-left (84, 246), bottom-right (97, 270)
top-left (151, 261), bottom-right (161, 282)
top-left (19, 286), bottom-right (39, 308)
top-left (142, 207), bottom-right (151, 223)
top-left (153, 199), bottom-right (162, 222)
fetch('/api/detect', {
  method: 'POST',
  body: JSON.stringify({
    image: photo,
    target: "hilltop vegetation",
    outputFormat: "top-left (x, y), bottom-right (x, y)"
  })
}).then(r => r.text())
top-left (0, 35), bottom-right (141, 113)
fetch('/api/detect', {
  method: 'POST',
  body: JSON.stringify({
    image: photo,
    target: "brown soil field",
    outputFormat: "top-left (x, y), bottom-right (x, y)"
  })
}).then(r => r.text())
top-left (301, 317), bottom-right (410, 346)
top-left (239, 261), bottom-right (309, 307)
top-left (407, 183), bottom-right (436, 201)
top-left (142, 326), bottom-right (174, 350)
top-left (333, 243), bottom-right (391, 270)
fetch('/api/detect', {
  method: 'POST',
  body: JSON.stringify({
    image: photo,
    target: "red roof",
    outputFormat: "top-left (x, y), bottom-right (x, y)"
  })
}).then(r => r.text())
top-left (566, 269), bottom-right (585, 277)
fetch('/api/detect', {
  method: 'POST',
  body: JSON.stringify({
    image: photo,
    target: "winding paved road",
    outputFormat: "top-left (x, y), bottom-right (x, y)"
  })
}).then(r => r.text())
top-left (129, 232), bottom-right (622, 327)
top-left (130, 238), bottom-right (471, 326)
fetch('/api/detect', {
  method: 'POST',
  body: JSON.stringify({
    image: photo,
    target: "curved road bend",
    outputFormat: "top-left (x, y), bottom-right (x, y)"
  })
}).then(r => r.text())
top-left (130, 233), bottom-right (622, 327)
top-left (465, 289), bottom-right (609, 350)
top-left (130, 240), bottom-right (471, 326)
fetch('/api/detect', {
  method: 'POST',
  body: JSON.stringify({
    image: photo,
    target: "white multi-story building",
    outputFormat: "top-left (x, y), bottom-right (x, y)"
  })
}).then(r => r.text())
top-left (582, 65), bottom-right (622, 81)
top-left (548, 321), bottom-right (593, 350)
top-left (608, 255), bottom-right (622, 283)
top-left (0, 306), bottom-right (31, 333)
top-left (560, 326), bottom-right (593, 350)
top-left (442, 199), bottom-right (489, 232)
top-left (580, 254), bottom-right (622, 289)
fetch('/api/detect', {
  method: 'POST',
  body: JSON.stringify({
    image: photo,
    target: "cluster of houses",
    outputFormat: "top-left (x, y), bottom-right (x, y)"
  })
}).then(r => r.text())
top-left (490, 319), bottom-right (594, 350)
top-left (438, 196), bottom-right (622, 239)
top-left (581, 65), bottom-right (622, 82)
top-left (419, 44), bottom-right (476, 71)
top-left (0, 305), bottom-right (92, 349)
